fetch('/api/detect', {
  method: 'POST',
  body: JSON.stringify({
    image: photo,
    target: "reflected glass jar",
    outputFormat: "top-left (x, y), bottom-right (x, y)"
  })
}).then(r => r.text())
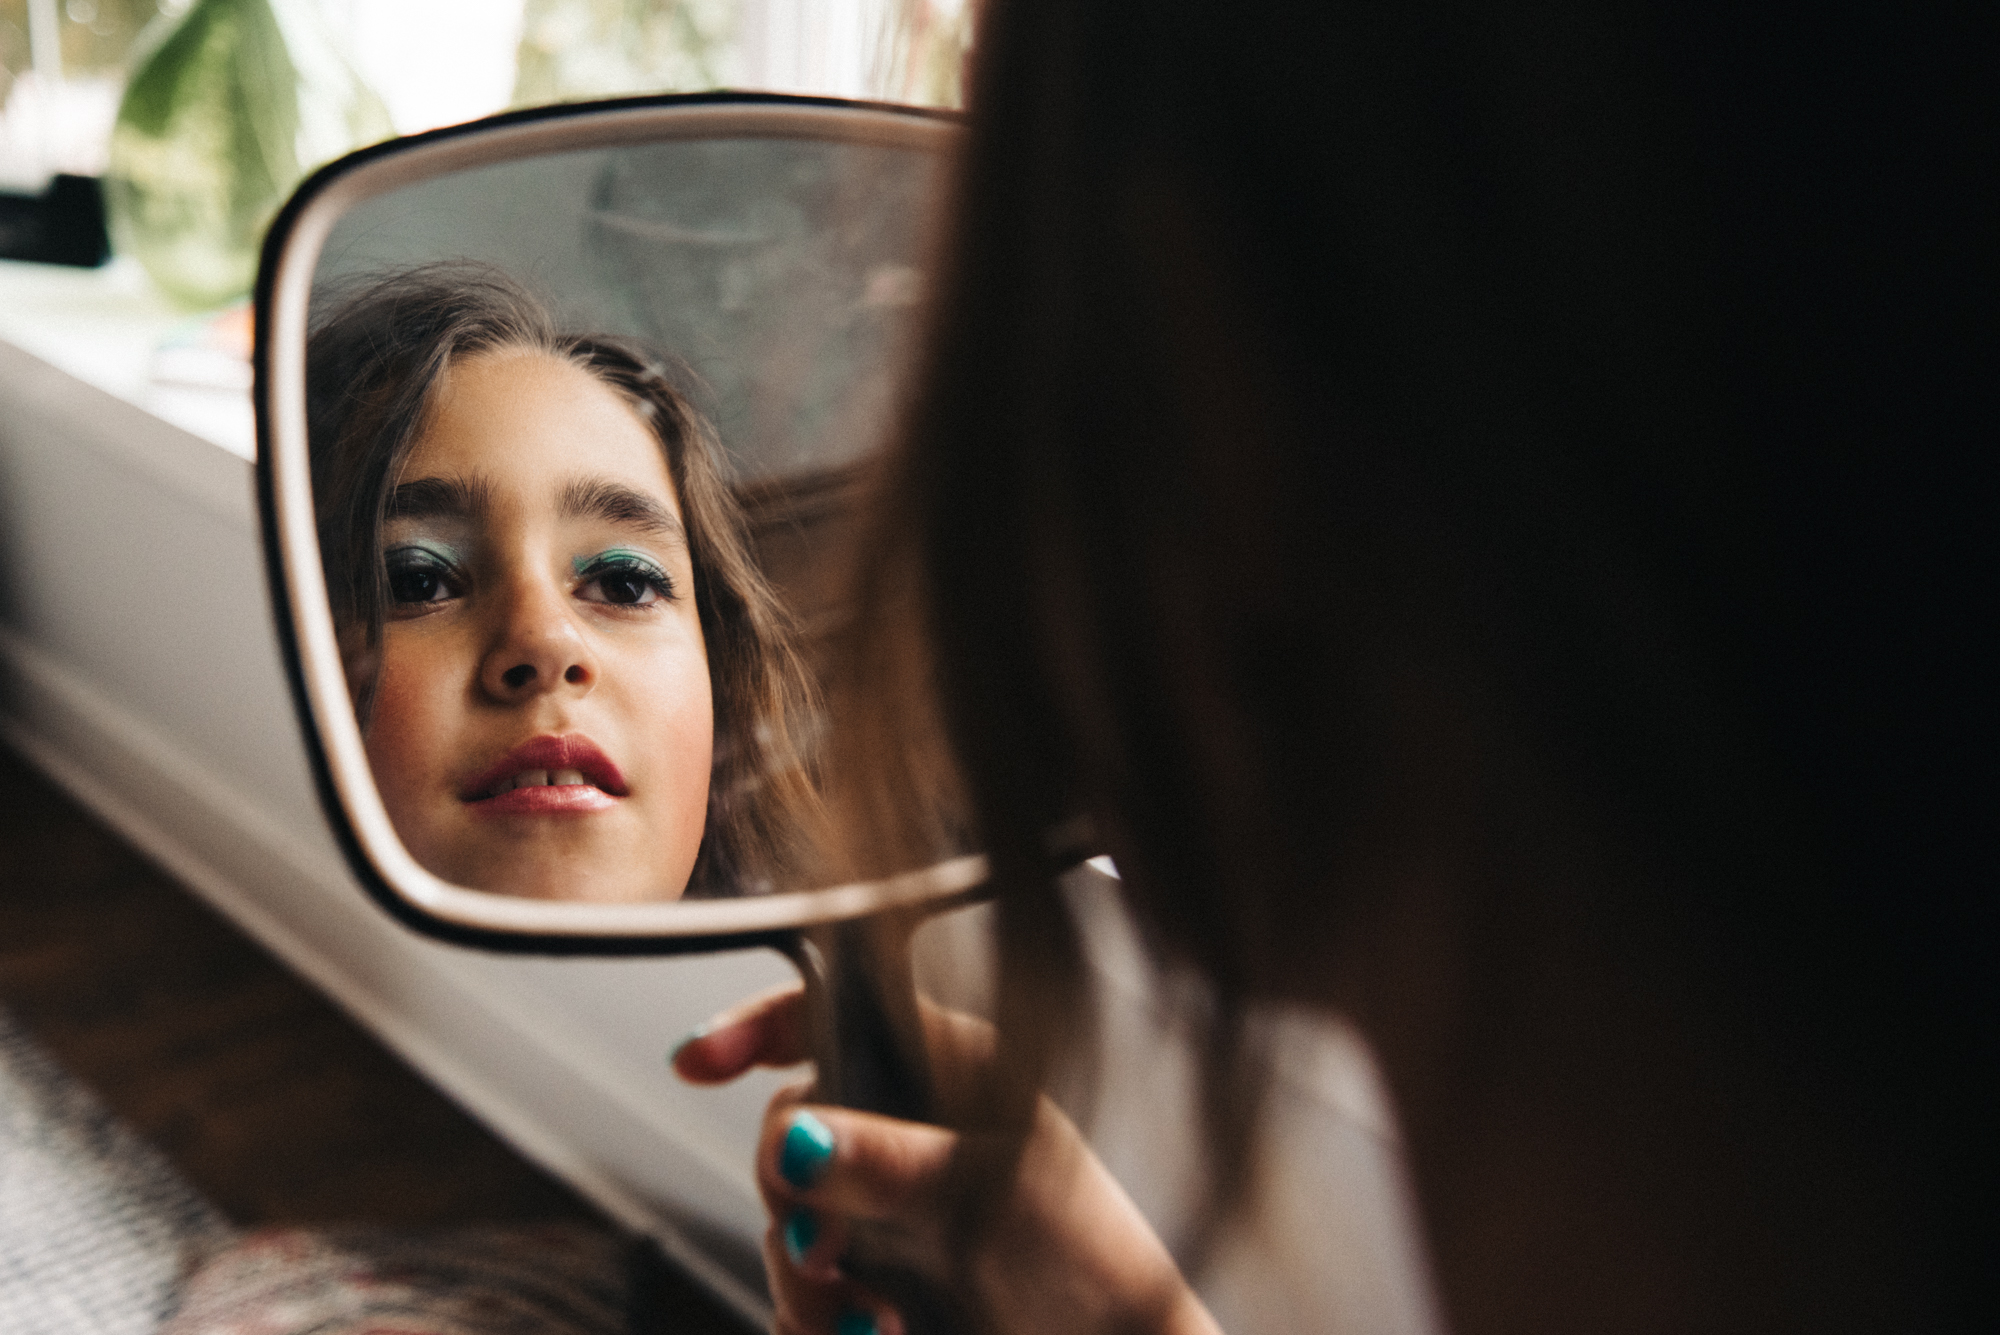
top-left (104, 0), bottom-right (391, 308)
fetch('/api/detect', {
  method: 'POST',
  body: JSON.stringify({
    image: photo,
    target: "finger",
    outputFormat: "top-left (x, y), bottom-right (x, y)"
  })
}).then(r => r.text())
top-left (751, 1083), bottom-right (815, 1218)
top-left (765, 1218), bottom-right (839, 1335)
top-left (670, 985), bottom-right (809, 1083)
top-left (764, 1219), bottom-right (904, 1335)
top-left (913, 992), bottom-right (994, 1062)
top-left (909, 997), bottom-right (997, 1114)
top-left (674, 985), bottom-right (994, 1097)
top-left (774, 1197), bottom-right (849, 1282)
top-left (761, 1103), bottom-right (960, 1221)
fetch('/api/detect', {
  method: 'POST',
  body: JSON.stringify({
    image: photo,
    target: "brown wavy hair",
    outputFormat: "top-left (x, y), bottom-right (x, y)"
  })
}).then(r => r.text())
top-left (837, 0), bottom-right (1987, 1328)
top-left (307, 262), bottom-right (826, 897)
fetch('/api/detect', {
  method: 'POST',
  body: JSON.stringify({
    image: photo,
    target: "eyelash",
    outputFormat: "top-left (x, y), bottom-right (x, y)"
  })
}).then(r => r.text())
top-left (384, 545), bottom-right (464, 609)
top-left (574, 551), bottom-right (678, 607)
top-left (378, 548), bottom-right (676, 610)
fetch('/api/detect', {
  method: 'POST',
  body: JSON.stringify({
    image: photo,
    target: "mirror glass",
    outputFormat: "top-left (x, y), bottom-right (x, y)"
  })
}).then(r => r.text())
top-left (263, 102), bottom-right (969, 933)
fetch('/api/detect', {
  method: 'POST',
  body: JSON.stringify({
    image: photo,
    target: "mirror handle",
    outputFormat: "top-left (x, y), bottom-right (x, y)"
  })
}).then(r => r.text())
top-left (785, 916), bottom-right (935, 1120)
top-left (780, 917), bottom-right (972, 1333)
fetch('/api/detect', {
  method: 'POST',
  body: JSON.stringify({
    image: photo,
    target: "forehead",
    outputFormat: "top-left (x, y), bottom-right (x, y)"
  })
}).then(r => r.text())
top-left (401, 348), bottom-right (680, 513)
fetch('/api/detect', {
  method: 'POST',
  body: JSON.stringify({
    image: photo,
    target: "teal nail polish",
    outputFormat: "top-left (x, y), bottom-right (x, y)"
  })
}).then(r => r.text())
top-left (835, 1310), bottom-right (878, 1335)
top-left (782, 1208), bottom-right (818, 1265)
top-left (779, 1110), bottom-right (836, 1188)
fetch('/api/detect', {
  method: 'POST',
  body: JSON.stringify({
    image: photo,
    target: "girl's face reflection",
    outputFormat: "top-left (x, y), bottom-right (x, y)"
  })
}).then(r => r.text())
top-left (355, 348), bottom-right (713, 901)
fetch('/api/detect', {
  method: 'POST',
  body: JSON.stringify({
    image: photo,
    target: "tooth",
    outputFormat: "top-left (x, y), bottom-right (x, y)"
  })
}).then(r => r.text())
top-left (519, 769), bottom-right (550, 788)
top-left (552, 768), bottom-right (584, 786)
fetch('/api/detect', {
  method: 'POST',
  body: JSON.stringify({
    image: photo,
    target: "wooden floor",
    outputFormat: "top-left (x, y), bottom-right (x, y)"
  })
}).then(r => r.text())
top-left (0, 742), bottom-right (751, 1332)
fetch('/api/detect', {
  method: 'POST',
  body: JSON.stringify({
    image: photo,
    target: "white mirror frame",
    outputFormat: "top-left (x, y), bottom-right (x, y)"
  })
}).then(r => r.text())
top-left (256, 94), bottom-right (979, 947)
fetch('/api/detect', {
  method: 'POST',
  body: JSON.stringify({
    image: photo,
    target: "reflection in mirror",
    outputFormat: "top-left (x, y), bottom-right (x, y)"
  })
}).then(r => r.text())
top-left (298, 132), bottom-right (942, 904)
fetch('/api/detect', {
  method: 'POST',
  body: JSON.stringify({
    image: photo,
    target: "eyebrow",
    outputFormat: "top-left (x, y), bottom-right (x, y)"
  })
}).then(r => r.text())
top-left (382, 475), bottom-right (685, 544)
top-left (386, 475), bottom-right (489, 521)
top-left (559, 477), bottom-right (687, 544)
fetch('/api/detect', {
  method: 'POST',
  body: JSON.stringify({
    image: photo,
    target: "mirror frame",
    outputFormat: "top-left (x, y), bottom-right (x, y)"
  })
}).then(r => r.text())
top-left (253, 91), bottom-right (983, 953)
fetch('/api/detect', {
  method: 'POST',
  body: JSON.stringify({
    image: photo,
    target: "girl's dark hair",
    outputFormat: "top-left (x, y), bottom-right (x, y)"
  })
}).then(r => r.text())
top-left (841, 0), bottom-right (1986, 1324)
top-left (308, 262), bottom-right (825, 897)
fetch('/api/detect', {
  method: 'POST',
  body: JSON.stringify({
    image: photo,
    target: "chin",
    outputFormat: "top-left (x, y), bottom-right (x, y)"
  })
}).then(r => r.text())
top-left (541, 877), bottom-right (690, 904)
top-left (465, 859), bottom-right (692, 903)
top-left (407, 836), bottom-right (693, 902)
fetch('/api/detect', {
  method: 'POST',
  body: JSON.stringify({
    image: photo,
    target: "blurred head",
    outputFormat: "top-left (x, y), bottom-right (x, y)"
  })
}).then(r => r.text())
top-left (310, 265), bottom-right (823, 899)
top-left (841, 0), bottom-right (1985, 1320)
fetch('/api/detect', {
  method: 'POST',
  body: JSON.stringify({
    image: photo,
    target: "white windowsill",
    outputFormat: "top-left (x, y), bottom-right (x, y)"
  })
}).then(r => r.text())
top-left (0, 256), bottom-right (255, 462)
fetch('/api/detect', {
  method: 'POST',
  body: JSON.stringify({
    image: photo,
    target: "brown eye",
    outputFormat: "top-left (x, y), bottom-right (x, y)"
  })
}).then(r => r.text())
top-left (575, 552), bottom-right (674, 607)
top-left (595, 570), bottom-right (653, 604)
top-left (385, 548), bottom-right (461, 605)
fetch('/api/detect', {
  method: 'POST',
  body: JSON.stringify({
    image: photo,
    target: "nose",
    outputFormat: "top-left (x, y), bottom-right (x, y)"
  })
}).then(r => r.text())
top-left (478, 575), bottom-right (598, 703)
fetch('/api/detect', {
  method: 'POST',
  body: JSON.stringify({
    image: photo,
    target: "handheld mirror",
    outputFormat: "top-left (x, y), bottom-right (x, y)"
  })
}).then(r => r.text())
top-left (254, 94), bottom-right (982, 954)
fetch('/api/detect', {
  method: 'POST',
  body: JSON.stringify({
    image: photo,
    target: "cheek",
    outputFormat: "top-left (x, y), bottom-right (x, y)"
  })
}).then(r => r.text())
top-left (629, 643), bottom-right (715, 819)
top-left (362, 638), bottom-right (455, 803)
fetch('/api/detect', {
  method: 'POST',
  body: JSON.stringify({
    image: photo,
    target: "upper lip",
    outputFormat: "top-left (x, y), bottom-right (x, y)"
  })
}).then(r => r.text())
top-left (460, 734), bottom-right (629, 801)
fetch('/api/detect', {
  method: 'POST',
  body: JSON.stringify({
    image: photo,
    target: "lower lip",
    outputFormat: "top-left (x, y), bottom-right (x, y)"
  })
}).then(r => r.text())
top-left (468, 784), bottom-right (619, 816)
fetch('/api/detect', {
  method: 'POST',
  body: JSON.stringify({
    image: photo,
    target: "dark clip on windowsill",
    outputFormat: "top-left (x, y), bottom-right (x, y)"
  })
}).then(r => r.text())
top-left (0, 174), bottom-right (112, 268)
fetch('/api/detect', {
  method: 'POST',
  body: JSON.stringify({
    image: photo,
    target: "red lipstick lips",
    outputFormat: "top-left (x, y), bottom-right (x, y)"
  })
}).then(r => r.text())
top-left (462, 734), bottom-right (627, 816)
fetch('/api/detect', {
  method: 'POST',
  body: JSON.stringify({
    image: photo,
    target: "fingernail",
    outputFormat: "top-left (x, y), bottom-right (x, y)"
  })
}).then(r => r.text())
top-left (782, 1208), bottom-right (818, 1265)
top-left (835, 1310), bottom-right (878, 1335)
top-left (779, 1110), bottom-right (836, 1189)
top-left (667, 1024), bottom-right (708, 1065)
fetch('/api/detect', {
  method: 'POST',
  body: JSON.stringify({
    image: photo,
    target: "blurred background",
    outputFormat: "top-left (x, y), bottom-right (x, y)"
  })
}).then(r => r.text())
top-left (1, 0), bottom-right (974, 175)
top-left (0, 0), bottom-right (972, 304)
top-left (0, 0), bottom-right (976, 498)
